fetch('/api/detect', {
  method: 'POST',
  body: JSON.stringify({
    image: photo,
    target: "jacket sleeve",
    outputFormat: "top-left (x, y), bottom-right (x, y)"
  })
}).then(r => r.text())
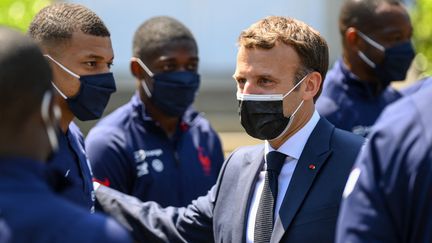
top-left (95, 184), bottom-right (216, 243)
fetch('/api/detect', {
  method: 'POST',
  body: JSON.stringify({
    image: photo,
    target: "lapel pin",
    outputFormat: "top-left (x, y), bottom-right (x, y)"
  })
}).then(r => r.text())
top-left (308, 164), bottom-right (316, 170)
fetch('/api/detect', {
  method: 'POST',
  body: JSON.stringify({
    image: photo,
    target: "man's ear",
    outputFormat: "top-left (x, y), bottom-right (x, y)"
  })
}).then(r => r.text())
top-left (302, 71), bottom-right (322, 101)
top-left (130, 60), bottom-right (143, 79)
top-left (345, 27), bottom-right (361, 49)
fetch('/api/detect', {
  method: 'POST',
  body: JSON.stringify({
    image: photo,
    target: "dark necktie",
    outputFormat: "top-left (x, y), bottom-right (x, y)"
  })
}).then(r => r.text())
top-left (254, 151), bottom-right (286, 243)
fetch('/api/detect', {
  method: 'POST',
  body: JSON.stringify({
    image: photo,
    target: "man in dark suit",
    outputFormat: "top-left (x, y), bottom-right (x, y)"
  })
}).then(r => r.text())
top-left (95, 16), bottom-right (365, 243)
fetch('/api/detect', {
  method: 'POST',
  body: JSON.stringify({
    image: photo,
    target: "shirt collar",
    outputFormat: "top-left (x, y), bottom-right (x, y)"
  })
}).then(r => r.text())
top-left (265, 110), bottom-right (320, 160)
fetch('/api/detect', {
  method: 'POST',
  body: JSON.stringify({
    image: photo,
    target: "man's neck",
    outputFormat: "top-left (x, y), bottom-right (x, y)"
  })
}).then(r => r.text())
top-left (145, 102), bottom-right (180, 137)
top-left (56, 95), bottom-right (73, 133)
top-left (342, 56), bottom-right (385, 95)
top-left (60, 109), bottom-right (74, 133)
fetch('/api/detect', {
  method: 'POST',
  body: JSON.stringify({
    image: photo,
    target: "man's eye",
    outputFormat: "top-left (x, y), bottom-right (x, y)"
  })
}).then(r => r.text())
top-left (259, 79), bottom-right (273, 85)
top-left (187, 63), bottom-right (198, 71)
top-left (162, 63), bottom-right (176, 72)
top-left (107, 62), bottom-right (114, 69)
top-left (236, 78), bottom-right (246, 85)
top-left (85, 61), bottom-right (97, 67)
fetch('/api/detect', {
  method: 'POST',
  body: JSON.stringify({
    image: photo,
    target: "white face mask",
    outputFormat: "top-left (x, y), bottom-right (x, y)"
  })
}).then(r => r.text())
top-left (40, 91), bottom-right (61, 153)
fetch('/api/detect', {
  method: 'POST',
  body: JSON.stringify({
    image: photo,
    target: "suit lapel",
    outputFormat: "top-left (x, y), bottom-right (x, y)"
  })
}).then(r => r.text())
top-left (271, 118), bottom-right (334, 243)
top-left (234, 147), bottom-right (265, 243)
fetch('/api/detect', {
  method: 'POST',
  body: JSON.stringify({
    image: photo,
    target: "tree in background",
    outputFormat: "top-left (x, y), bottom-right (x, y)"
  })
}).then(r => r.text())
top-left (0, 0), bottom-right (51, 32)
top-left (412, 0), bottom-right (432, 76)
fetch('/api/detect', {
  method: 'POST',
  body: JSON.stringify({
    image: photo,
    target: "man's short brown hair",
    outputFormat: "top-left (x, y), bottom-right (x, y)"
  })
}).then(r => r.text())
top-left (238, 16), bottom-right (329, 100)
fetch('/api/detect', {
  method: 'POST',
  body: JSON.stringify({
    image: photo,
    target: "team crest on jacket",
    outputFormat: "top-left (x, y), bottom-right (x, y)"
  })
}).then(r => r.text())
top-left (134, 149), bottom-right (164, 177)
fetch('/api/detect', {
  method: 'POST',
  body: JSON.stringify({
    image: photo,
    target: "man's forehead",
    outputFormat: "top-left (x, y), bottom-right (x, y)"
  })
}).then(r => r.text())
top-left (65, 31), bottom-right (113, 58)
top-left (236, 45), bottom-right (300, 70)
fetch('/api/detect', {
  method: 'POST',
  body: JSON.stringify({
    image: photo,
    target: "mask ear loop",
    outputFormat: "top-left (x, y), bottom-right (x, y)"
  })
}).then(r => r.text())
top-left (44, 54), bottom-right (80, 99)
top-left (357, 31), bottom-right (385, 52)
top-left (283, 74), bottom-right (309, 98)
top-left (41, 91), bottom-right (59, 152)
top-left (131, 57), bottom-right (154, 98)
top-left (270, 74), bottom-right (308, 141)
top-left (358, 50), bottom-right (377, 68)
top-left (269, 99), bottom-right (305, 141)
top-left (44, 54), bottom-right (80, 78)
top-left (356, 31), bottom-right (385, 69)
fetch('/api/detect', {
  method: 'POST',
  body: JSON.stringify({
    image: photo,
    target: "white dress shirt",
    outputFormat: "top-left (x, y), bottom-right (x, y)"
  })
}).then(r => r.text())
top-left (246, 110), bottom-right (320, 243)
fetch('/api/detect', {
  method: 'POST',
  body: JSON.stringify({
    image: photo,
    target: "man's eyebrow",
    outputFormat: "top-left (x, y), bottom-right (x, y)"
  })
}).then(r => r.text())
top-left (158, 56), bottom-right (199, 62)
top-left (84, 54), bottom-right (114, 61)
top-left (258, 74), bottom-right (275, 79)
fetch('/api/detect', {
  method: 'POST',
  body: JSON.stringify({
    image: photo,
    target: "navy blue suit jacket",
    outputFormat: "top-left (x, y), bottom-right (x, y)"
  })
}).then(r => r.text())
top-left (97, 117), bottom-right (364, 243)
top-left (337, 85), bottom-right (432, 243)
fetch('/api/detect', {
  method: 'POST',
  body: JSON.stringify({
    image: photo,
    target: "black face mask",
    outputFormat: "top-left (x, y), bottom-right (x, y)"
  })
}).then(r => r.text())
top-left (237, 75), bottom-right (306, 140)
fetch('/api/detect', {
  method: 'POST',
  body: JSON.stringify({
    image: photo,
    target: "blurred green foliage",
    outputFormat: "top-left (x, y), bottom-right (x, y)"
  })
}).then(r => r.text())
top-left (412, 0), bottom-right (432, 75)
top-left (0, 0), bottom-right (51, 32)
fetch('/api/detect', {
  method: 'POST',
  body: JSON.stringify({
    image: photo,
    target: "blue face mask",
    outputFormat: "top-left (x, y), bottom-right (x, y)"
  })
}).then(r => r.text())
top-left (44, 55), bottom-right (116, 121)
top-left (357, 31), bottom-right (415, 87)
top-left (132, 57), bottom-right (200, 117)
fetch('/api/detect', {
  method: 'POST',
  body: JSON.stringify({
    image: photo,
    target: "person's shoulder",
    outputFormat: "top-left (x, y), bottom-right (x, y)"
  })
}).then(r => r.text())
top-left (85, 124), bottom-right (127, 150)
top-left (50, 202), bottom-right (131, 243)
top-left (382, 85), bottom-right (402, 101)
top-left (401, 76), bottom-right (432, 96)
top-left (228, 144), bottom-right (264, 159)
top-left (97, 101), bottom-right (134, 128)
top-left (327, 117), bottom-right (365, 155)
top-left (184, 107), bottom-right (218, 133)
top-left (86, 102), bottom-right (134, 145)
top-left (63, 213), bottom-right (131, 243)
top-left (378, 85), bottom-right (432, 141)
top-left (333, 127), bottom-right (365, 146)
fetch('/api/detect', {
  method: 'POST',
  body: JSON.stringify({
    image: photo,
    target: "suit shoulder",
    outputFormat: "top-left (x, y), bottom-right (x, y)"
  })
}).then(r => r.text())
top-left (332, 128), bottom-right (365, 151)
top-left (230, 144), bottom-right (264, 156)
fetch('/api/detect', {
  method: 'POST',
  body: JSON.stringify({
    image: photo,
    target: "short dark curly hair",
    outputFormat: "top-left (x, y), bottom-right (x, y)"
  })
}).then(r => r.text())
top-left (132, 16), bottom-right (197, 62)
top-left (339, 0), bottom-right (403, 35)
top-left (28, 3), bottom-right (110, 48)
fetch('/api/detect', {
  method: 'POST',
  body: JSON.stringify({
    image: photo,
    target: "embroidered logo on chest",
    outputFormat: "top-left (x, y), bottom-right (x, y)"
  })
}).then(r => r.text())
top-left (134, 149), bottom-right (165, 177)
